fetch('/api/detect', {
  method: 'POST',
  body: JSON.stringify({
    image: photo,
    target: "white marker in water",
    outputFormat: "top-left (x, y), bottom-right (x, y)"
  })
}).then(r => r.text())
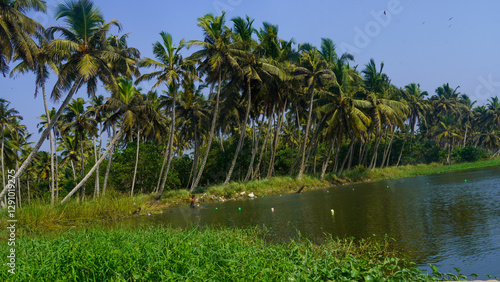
top-left (331, 209), bottom-right (335, 216)
top-left (271, 208), bottom-right (274, 212)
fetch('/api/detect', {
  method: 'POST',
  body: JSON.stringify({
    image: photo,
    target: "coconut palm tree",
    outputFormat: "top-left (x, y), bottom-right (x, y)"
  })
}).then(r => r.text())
top-left (0, 99), bottom-right (22, 200)
top-left (396, 83), bottom-right (429, 165)
top-left (188, 12), bottom-right (245, 191)
top-left (10, 30), bottom-right (59, 204)
top-left (136, 31), bottom-right (196, 200)
top-left (60, 98), bottom-right (97, 199)
top-left (0, 0), bottom-right (46, 75)
top-left (293, 48), bottom-right (334, 180)
top-left (1, 0), bottom-right (134, 202)
top-left (61, 76), bottom-right (162, 203)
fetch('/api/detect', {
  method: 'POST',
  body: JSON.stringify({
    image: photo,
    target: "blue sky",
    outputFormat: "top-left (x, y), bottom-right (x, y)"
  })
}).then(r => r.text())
top-left (2, 0), bottom-right (500, 150)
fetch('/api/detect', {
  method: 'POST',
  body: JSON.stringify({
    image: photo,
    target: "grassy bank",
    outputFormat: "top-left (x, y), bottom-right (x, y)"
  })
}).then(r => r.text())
top-left (338, 158), bottom-right (500, 183)
top-left (0, 226), bottom-right (467, 281)
top-left (2, 158), bottom-right (500, 235)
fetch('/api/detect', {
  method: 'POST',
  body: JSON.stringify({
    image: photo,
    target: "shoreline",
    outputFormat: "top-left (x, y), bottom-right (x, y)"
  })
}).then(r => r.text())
top-left (3, 158), bottom-right (500, 235)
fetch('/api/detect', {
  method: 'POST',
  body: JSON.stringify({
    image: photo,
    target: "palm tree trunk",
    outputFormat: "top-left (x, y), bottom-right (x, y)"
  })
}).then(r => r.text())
top-left (41, 80), bottom-right (55, 205)
top-left (381, 126), bottom-right (394, 168)
top-left (55, 146), bottom-right (59, 201)
top-left (320, 139), bottom-right (335, 179)
top-left (267, 100), bottom-right (287, 178)
top-left (71, 160), bottom-right (76, 181)
top-left (225, 81), bottom-right (251, 184)
top-left (1, 128), bottom-right (5, 198)
top-left (253, 105), bottom-right (274, 180)
top-left (131, 128), bottom-right (140, 197)
top-left (347, 138), bottom-right (356, 171)
top-left (102, 124), bottom-right (116, 196)
top-left (297, 85), bottom-right (315, 180)
top-left (15, 161), bottom-right (21, 208)
top-left (26, 174), bottom-right (30, 205)
top-left (396, 129), bottom-right (410, 167)
top-left (245, 114), bottom-right (265, 182)
top-left (370, 132), bottom-right (382, 169)
top-left (157, 87), bottom-right (177, 199)
top-left (155, 146), bottom-right (168, 193)
top-left (333, 138), bottom-right (341, 172)
top-left (93, 136), bottom-right (99, 198)
top-left (190, 70), bottom-right (222, 192)
top-left (338, 137), bottom-right (355, 177)
top-left (0, 77), bottom-right (83, 204)
top-left (61, 128), bottom-right (124, 204)
top-left (80, 133), bottom-right (85, 200)
top-left (383, 129), bottom-right (395, 168)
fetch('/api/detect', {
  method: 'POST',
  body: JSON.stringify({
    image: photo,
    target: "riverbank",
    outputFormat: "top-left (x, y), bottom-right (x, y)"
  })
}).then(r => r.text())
top-left (0, 225), bottom-right (468, 281)
top-left (2, 158), bottom-right (500, 235)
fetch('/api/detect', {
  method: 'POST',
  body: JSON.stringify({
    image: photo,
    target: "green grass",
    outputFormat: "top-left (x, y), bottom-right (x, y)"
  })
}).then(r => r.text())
top-left (0, 226), bottom-right (468, 281)
top-left (206, 174), bottom-right (330, 198)
top-left (339, 158), bottom-right (500, 183)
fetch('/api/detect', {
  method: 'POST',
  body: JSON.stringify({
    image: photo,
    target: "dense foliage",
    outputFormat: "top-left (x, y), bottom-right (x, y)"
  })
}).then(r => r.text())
top-left (1, 0), bottom-right (499, 205)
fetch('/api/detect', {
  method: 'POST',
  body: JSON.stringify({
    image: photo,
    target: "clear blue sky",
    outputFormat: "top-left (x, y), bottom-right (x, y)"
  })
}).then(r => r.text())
top-left (2, 0), bottom-right (500, 150)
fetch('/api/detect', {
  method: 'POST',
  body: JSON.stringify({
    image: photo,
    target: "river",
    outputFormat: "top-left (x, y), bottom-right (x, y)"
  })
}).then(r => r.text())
top-left (124, 166), bottom-right (500, 278)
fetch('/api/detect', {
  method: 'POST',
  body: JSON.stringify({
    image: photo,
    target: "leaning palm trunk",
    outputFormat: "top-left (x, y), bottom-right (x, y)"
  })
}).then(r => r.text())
top-left (190, 71), bottom-right (222, 192)
top-left (61, 128), bottom-right (124, 204)
top-left (156, 89), bottom-right (177, 200)
top-left (225, 82), bottom-right (251, 184)
top-left (267, 100), bottom-right (287, 178)
top-left (396, 130), bottom-right (410, 167)
top-left (15, 162), bottom-right (21, 208)
top-left (102, 124), bottom-right (116, 196)
top-left (1, 128), bottom-right (5, 202)
top-left (0, 77), bottom-right (83, 206)
top-left (382, 128), bottom-right (395, 168)
top-left (338, 137), bottom-right (355, 177)
top-left (80, 134), bottom-right (85, 200)
top-left (297, 85), bottom-right (315, 180)
top-left (320, 139), bottom-right (335, 179)
top-left (253, 105), bottom-right (274, 180)
top-left (155, 146), bottom-right (168, 193)
top-left (131, 128), bottom-right (140, 197)
top-left (245, 115), bottom-right (265, 182)
top-left (41, 81), bottom-right (56, 205)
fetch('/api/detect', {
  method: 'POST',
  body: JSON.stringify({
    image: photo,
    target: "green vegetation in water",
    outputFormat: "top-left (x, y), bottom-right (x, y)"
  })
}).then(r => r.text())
top-left (0, 226), bottom-right (473, 281)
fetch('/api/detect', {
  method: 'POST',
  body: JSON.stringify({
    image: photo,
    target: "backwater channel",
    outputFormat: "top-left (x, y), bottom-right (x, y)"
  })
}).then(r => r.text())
top-left (123, 166), bottom-right (500, 278)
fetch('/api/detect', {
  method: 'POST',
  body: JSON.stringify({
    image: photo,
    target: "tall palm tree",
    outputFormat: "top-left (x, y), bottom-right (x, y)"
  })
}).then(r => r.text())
top-left (396, 83), bottom-right (429, 165)
top-left (1, 0), bottom-right (134, 202)
top-left (0, 0), bottom-right (46, 75)
top-left (0, 99), bottom-right (21, 199)
top-left (61, 76), bottom-right (162, 203)
top-left (293, 48), bottom-right (334, 180)
top-left (136, 31), bottom-right (196, 200)
top-left (188, 12), bottom-right (245, 191)
top-left (10, 30), bottom-right (59, 204)
top-left (105, 77), bottom-right (144, 197)
top-left (60, 97), bottom-right (97, 199)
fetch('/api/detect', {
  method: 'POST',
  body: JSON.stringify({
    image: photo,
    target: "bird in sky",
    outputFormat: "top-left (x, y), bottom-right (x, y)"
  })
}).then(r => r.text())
top-left (449, 17), bottom-right (453, 21)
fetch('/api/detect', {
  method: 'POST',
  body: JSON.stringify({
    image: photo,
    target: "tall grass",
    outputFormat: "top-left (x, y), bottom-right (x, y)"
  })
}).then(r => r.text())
top-left (0, 226), bottom-right (466, 281)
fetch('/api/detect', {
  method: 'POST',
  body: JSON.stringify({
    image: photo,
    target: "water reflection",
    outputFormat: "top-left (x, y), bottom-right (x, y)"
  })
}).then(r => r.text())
top-left (123, 166), bottom-right (500, 277)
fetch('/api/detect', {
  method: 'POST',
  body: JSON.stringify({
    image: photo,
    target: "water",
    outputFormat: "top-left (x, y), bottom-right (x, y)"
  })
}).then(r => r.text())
top-left (126, 166), bottom-right (500, 278)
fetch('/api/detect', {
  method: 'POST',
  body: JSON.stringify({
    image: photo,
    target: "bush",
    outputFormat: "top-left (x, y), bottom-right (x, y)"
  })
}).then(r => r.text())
top-left (452, 146), bottom-right (488, 163)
